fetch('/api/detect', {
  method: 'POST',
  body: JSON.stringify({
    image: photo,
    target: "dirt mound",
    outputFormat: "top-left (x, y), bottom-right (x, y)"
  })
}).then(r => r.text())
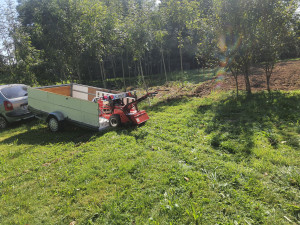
top-left (195, 60), bottom-right (300, 96)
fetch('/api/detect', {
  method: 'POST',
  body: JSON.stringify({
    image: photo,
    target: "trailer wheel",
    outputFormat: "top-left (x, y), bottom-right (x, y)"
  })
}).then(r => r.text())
top-left (0, 116), bottom-right (8, 129)
top-left (48, 116), bottom-right (63, 132)
top-left (109, 114), bottom-right (121, 127)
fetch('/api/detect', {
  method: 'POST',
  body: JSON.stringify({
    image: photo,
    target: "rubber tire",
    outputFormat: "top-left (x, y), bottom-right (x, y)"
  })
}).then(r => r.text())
top-left (48, 116), bottom-right (63, 132)
top-left (0, 116), bottom-right (8, 129)
top-left (109, 114), bottom-right (121, 128)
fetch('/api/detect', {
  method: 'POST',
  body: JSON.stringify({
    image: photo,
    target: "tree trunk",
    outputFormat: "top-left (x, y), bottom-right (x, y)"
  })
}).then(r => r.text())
top-left (230, 67), bottom-right (239, 98)
top-left (139, 59), bottom-right (148, 91)
top-left (75, 61), bottom-right (81, 82)
top-left (140, 59), bottom-right (150, 106)
top-left (242, 62), bottom-right (251, 94)
top-left (61, 66), bottom-right (66, 84)
top-left (161, 49), bottom-right (167, 82)
top-left (126, 51), bottom-right (131, 86)
top-left (144, 53), bottom-right (148, 76)
top-left (157, 63), bottom-right (160, 75)
top-left (103, 62), bottom-right (106, 80)
top-left (160, 56), bottom-right (163, 76)
top-left (134, 61), bottom-right (138, 78)
top-left (69, 67), bottom-right (74, 83)
top-left (168, 53), bottom-right (171, 73)
top-left (148, 53), bottom-right (151, 75)
top-left (266, 73), bottom-right (271, 93)
top-left (70, 74), bottom-right (74, 83)
top-left (99, 61), bottom-right (103, 81)
top-left (265, 64), bottom-right (274, 93)
top-left (137, 61), bottom-right (140, 77)
top-left (234, 75), bottom-right (239, 98)
top-left (111, 57), bottom-right (116, 78)
top-left (244, 73), bottom-right (251, 95)
top-left (100, 61), bottom-right (107, 88)
top-left (121, 56), bottom-right (126, 91)
top-left (88, 65), bottom-right (93, 82)
top-left (179, 47), bottom-right (183, 73)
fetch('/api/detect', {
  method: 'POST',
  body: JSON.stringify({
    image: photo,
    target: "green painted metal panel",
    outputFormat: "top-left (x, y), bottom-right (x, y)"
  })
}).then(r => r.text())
top-left (28, 87), bottom-right (99, 127)
top-left (28, 88), bottom-right (51, 112)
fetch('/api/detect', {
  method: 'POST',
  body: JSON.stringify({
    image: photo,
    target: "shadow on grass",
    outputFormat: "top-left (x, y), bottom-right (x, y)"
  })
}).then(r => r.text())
top-left (194, 91), bottom-right (300, 156)
top-left (0, 119), bottom-right (99, 145)
top-left (0, 119), bottom-right (143, 146)
top-left (0, 117), bottom-right (36, 133)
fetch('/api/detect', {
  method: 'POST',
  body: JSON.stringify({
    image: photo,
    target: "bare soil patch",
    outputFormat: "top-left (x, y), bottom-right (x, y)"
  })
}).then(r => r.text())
top-left (195, 60), bottom-right (300, 96)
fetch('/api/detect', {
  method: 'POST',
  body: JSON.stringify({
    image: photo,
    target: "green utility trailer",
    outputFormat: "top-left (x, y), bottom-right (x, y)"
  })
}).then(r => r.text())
top-left (28, 83), bottom-right (135, 131)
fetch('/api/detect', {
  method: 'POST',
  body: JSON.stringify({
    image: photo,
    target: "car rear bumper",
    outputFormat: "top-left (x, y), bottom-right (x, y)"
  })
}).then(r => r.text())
top-left (4, 112), bottom-right (34, 123)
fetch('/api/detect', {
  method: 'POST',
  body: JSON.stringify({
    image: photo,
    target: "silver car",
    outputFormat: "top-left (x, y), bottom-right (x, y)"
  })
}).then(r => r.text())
top-left (0, 84), bottom-right (33, 129)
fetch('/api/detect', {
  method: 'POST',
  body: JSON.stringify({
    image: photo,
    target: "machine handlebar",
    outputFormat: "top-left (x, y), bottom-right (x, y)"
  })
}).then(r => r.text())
top-left (123, 90), bottom-right (168, 111)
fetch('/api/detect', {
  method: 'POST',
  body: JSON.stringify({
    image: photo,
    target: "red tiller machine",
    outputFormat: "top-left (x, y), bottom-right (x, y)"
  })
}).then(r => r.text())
top-left (97, 91), bottom-right (158, 128)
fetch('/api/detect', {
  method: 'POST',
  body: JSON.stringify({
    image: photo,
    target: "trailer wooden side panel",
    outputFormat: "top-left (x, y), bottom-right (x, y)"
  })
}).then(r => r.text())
top-left (28, 87), bottom-right (99, 127)
top-left (42, 85), bottom-right (71, 96)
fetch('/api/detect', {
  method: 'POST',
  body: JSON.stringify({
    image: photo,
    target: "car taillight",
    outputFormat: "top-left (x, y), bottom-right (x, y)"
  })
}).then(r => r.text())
top-left (4, 101), bottom-right (14, 111)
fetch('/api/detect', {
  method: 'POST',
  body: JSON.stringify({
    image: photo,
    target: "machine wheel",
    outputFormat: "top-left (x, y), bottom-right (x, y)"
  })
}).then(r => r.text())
top-left (109, 114), bottom-right (121, 127)
top-left (48, 116), bottom-right (63, 132)
top-left (0, 116), bottom-right (8, 129)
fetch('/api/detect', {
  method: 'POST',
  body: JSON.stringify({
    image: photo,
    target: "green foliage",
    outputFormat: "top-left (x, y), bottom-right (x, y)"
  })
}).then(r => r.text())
top-left (0, 90), bottom-right (300, 224)
top-left (212, 0), bottom-right (299, 94)
top-left (0, 0), bottom-right (299, 91)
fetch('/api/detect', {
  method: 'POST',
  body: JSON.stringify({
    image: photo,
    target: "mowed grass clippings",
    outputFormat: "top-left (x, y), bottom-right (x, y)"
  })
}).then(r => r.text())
top-left (0, 91), bottom-right (300, 224)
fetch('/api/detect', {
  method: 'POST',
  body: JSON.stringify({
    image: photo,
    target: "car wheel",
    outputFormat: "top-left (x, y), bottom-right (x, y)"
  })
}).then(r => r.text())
top-left (0, 116), bottom-right (7, 129)
top-left (109, 114), bottom-right (121, 127)
top-left (48, 117), bottom-right (62, 132)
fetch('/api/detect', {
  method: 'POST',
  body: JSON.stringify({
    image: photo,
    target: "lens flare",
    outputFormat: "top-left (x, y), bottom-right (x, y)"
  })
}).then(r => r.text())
top-left (213, 67), bottom-right (226, 90)
top-left (214, 26), bottom-right (242, 90)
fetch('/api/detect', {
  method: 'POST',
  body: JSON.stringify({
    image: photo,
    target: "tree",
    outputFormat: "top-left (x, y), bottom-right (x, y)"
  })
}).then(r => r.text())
top-left (160, 0), bottom-right (199, 73)
top-left (0, 0), bottom-right (42, 84)
top-left (255, 0), bottom-right (298, 92)
top-left (13, 27), bottom-right (42, 84)
top-left (153, 13), bottom-right (168, 82)
top-left (124, 0), bottom-right (156, 91)
top-left (2, 0), bottom-right (298, 89)
top-left (188, 0), bottom-right (218, 72)
top-left (213, 0), bottom-right (263, 95)
top-left (77, 0), bottom-right (108, 85)
top-left (0, 0), bottom-right (18, 81)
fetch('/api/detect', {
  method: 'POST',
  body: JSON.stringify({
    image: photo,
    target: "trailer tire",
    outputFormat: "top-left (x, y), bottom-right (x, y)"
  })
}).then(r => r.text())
top-left (109, 114), bottom-right (121, 127)
top-left (0, 116), bottom-right (8, 129)
top-left (48, 116), bottom-right (63, 132)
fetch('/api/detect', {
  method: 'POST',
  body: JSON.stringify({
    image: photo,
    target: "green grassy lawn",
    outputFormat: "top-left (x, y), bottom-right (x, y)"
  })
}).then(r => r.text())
top-left (1, 91), bottom-right (300, 224)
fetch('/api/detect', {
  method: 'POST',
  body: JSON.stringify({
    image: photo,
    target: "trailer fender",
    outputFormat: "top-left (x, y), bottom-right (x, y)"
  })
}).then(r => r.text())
top-left (46, 111), bottom-right (65, 122)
